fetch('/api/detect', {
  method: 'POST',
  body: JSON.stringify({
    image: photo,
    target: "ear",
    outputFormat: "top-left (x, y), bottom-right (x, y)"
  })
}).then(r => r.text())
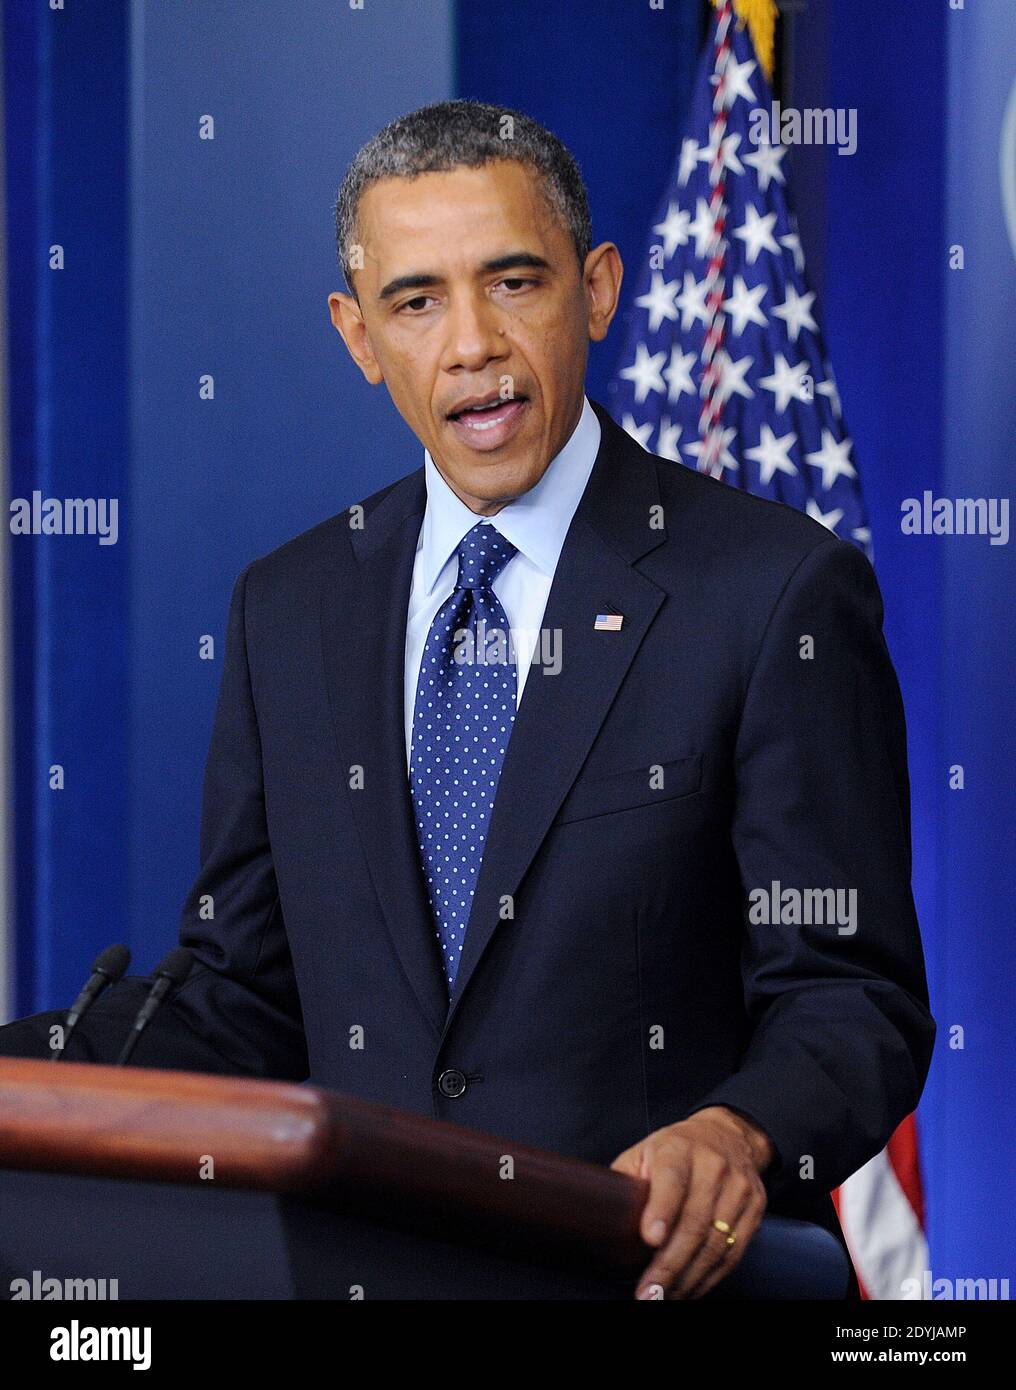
top-left (327, 291), bottom-right (384, 385)
top-left (583, 242), bottom-right (624, 344)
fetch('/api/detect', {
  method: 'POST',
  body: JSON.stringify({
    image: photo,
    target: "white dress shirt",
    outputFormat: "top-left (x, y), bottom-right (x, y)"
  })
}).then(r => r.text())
top-left (404, 394), bottom-right (602, 769)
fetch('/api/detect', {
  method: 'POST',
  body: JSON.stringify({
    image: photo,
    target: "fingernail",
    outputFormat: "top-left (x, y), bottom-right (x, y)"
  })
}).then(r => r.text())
top-left (648, 1219), bottom-right (667, 1244)
top-left (637, 1283), bottom-right (662, 1300)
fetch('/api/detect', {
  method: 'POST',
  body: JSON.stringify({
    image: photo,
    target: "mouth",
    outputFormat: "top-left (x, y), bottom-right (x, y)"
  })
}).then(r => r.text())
top-left (445, 392), bottom-right (530, 452)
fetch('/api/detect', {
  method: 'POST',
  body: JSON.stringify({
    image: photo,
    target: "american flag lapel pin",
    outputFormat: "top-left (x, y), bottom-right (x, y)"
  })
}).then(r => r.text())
top-left (594, 612), bottom-right (624, 632)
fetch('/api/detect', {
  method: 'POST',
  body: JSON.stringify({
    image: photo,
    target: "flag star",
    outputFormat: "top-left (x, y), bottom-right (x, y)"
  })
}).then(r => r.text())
top-left (758, 353), bottom-right (813, 412)
top-left (619, 342), bottom-right (667, 403)
top-left (772, 283), bottom-right (822, 343)
top-left (664, 346), bottom-right (698, 402)
top-left (733, 204), bottom-right (781, 264)
top-left (686, 426), bottom-right (739, 476)
top-left (780, 231), bottom-right (805, 273)
top-left (697, 131), bottom-right (744, 177)
top-left (653, 201), bottom-right (691, 259)
top-left (655, 417), bottom-right (685, 463)
top-left (621, 415), bottom-right (654, 448)
top-left (678, 137), bottom-right (700, 187)
top-left (743, 141), bottom-right (787, 192)
top-left (635, 270), bottom-right (681, 333)
top-left (806, 498), bottom-right (844, 533)
top-left (714, 350), bottom-right (755, 404)
top-left (805, 428), bottom-right (857, 490)
top-left (722, 274), bottom-right (768, 335)
top-left (772, 284), bottom-right (818, 343)
top-left (713, 55), bottom-right (756, 109)
top-left (688, 196), bottom-right (720, 259)
top-left (852, 526), bottom-right (871, 546)
top-left (675, 270), bottom-right (711, 331)
top-left (745, 424), bottom-right (798, 484)
top-left (816, 372), bottom-right (842, 417)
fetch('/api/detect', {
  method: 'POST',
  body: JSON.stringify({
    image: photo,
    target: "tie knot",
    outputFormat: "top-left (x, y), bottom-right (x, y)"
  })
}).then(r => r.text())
top-left (454, 522), bottom-right (518, 591)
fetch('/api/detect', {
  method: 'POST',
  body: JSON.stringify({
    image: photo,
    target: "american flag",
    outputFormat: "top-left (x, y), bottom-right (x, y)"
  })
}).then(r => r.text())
top-left (609, 0), bottom-right (870, 554)
top-left (610, 0), bottom-right (929, 1297)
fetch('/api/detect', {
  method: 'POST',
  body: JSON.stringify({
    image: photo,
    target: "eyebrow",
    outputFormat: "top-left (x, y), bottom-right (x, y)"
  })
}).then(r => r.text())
top-left (376, 251), bottom-right (553, 302)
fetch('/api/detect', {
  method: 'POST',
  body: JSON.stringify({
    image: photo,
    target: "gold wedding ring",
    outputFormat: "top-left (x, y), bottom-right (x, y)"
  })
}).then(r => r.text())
top-left (713, 1218), bottom-right (737, 1247)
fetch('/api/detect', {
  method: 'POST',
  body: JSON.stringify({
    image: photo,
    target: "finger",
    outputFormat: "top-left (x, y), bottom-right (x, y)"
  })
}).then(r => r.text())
top-left (638, 1138), bottom-right (693, 1250)
top-left (673, 1172), bottom-right (763, 1298)
top-left (636, 1147), bottom-right (723, 1297)
top-left (672, 1174), bottom-right (756, 1297)
top-left (609, 1144), bottom-right (644, 1178)
top-left (682, 1198), bottom-right (766, 1301)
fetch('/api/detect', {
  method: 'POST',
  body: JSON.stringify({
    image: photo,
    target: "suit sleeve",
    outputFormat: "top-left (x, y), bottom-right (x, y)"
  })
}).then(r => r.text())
top-left (0, 563), bottom-right (309, 1080)
top-left (683, 536), bottom-right (936, 1200)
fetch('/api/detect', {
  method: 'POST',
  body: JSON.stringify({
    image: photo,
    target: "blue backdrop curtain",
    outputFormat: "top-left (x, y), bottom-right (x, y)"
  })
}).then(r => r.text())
top-left (4, 0), bottom-right (129, 1013)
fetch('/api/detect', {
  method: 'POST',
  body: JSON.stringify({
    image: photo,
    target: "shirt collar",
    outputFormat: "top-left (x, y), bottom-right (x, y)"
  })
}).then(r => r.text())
top-left (418, 395), bottom-right (601, 595)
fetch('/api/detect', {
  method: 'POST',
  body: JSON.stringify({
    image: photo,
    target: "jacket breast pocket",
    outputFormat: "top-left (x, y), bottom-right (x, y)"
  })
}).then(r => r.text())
top-left (553, 753), bottom-right (702, 826)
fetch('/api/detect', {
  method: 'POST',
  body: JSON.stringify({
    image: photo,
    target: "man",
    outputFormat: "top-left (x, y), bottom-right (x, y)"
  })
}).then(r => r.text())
top-left (0, 100), bottom-right (935, 1300)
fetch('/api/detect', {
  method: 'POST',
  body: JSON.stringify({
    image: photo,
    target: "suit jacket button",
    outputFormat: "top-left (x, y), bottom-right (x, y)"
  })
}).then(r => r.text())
top-left (437, 1068), bottom-right (467, 1098)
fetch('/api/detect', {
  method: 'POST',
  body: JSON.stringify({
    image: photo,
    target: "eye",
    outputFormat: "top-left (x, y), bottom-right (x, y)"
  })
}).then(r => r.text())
top-left (497, 277), bottom-right (537, 292)
top-left (398, 294), bottom-right (437, 314)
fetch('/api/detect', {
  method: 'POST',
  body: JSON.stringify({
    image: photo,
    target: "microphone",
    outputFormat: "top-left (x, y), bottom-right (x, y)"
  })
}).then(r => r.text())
top-left (51, 943), bottom-right (131, 1061)
top-left (115, 947), bottom-right (194, 1067)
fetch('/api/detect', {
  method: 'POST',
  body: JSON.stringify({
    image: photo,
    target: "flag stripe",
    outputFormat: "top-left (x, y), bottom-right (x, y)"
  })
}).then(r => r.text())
top-left (835, 1118), bottom-right (930, 1301)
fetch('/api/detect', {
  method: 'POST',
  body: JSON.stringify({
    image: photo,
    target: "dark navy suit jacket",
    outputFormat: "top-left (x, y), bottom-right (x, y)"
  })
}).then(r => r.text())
top-left (0, 399), bottom-right (936, 1246)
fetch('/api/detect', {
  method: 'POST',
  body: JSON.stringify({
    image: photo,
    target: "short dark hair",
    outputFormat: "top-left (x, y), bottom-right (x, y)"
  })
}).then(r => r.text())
top-left (334, 98), bottom-right (592, 297)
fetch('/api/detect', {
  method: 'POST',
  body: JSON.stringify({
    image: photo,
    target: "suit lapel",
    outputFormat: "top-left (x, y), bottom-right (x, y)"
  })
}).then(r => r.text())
top-left (319, 470), bottom-right (450, 1038)
top-left (442, 403), bottom-right (668, 1031)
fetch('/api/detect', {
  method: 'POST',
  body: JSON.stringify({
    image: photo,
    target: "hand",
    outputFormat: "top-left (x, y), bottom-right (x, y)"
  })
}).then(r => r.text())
top-left (610, 1105), bottom-right (773, 1300)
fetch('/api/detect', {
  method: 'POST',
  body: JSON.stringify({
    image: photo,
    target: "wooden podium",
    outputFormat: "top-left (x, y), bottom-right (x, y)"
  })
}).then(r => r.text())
top-left (0, 1058), bottom-right (850, 1299)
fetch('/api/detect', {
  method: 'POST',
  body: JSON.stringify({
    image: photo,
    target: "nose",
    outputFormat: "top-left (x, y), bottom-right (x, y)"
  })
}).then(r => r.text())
top-left (439, 289), bottom-right (508, 374)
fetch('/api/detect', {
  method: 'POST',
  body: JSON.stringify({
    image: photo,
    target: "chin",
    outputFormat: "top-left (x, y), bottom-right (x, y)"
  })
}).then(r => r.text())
top-left (463, 462), bottom-right (539, 502)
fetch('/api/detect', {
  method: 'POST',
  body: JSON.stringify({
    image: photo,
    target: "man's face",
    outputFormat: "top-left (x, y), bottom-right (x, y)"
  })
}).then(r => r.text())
top-left (328, 161), bottom-right (621, 514)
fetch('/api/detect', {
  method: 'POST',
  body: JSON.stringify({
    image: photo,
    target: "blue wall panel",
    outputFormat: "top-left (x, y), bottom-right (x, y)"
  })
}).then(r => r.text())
top-left (822, 0), bottom-right (949, 1260)
top-left (125, 0), bottom-right (453, 977)
top-left (936, 0), bottom-right (1016, 1280)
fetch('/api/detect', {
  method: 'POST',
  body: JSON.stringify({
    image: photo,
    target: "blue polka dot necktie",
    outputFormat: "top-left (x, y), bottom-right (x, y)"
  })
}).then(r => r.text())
top-left (409, 521), bottom-right (519, 990)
